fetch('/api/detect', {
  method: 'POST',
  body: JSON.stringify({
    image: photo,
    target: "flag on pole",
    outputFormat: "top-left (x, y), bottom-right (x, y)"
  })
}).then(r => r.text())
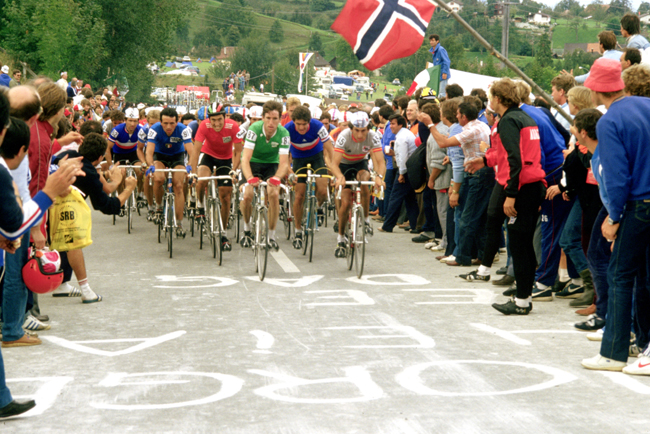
top-left (298, 52), bottom-right (314, 93)
top-left (406, 65), bottom-right (441, 96)
top-left (331, 0), bottom-right (436, 71)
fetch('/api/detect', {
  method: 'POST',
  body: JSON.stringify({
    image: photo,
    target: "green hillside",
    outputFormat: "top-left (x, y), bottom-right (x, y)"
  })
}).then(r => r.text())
top-left (551, 18), bottom-right (625, 49)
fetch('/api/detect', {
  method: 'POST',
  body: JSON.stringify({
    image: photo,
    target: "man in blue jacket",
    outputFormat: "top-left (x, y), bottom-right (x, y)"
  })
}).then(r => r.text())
top-left (429, 35), bottom-right (451, 98)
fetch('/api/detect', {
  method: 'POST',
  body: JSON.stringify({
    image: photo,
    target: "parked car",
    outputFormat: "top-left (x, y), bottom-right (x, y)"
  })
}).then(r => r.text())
top-left (392, 78), bottom-right (401, 85)
top-left (182, 56), bottom-right (191, 61)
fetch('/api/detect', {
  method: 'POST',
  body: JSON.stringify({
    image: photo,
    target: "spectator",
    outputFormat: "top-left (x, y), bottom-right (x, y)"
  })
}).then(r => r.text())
top-left (581, 58), bottom-right (650, 372)
top-left (445, 84), bottom-right (464, 99)
top-left (66, 78), bottom-right (78, 98)
top-left (56, 71), bottom-right (68, 90)
top-left (620, 12), bottom-right (650, 50)
top-left (428, 34), bottom-right (451, 97)
top-left (569, 31), bottom-right (623, 85)
top-left (620, 48), bottom-right (641, 71)
top-left (0, 66), bottom-right (10, 88)
top-left (379, 114), bottom-right (419, 233)
top-left (622, 64), bottom-right (650, 97)
top-left (550, 74), bottom-right (576, 133)
top-left (8, 70), bottom-right (21, 89)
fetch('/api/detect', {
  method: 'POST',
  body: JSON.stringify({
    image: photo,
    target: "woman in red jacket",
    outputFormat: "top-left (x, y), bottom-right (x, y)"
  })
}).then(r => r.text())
top-left (464, 78), bottom-right (547, 315)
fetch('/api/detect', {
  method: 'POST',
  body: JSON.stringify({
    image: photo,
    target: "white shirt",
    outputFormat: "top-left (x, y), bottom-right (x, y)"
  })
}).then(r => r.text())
top-left (56, 78), bottom-right (68, 90)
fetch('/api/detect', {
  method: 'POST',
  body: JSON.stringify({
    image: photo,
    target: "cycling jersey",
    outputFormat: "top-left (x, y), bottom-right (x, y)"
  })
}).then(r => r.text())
top-left (108, 123), bottom-right (146, 154)
top-left (284, 119), bottom-right (330, 159)
top-left (237, 119), bottom-right (251, 140)
top-left (147, 122), bottom-right (192, 155)
top-left (334, 129), bottom-right (382, 165)
top-left (243, 121), bottom-right (290, 164)
top-left (195, 118), bottom-right (242, 160)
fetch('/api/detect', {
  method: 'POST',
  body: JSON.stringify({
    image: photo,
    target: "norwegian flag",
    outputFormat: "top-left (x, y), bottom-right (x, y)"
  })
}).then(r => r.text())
top-left (331, 0), bottom-right (436, 71)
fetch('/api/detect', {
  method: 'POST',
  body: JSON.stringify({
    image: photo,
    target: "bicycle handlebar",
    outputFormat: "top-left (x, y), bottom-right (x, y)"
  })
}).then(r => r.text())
top-left (197, 175), bottom-right (233, 181)
top-left (336, 182), bottom-right (384, 200)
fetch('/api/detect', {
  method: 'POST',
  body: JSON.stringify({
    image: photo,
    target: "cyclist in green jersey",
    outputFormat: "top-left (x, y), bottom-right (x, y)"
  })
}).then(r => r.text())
top-left (240, 101), bottom-right (290, 250)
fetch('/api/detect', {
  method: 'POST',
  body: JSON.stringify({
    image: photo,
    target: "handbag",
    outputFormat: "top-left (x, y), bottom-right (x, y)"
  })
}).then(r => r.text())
top-left (406, 143), bottom-right (428, 192)
top-left (49, 187), bottom-right (93, 252)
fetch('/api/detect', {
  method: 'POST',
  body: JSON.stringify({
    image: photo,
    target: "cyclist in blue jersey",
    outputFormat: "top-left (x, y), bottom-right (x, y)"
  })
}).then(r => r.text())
top-left (145, 107), bottom-right (192, 237)
top-left (106, 108), bottom-right (147, 207)
top-left (285, 106), bottom-right (333, 249)
top-left (142, 109), bottom-right (161, 220)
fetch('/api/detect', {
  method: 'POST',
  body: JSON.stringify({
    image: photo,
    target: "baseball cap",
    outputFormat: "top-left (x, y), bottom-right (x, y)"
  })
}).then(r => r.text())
top-left (64, 109), bottom-right (72, 117)
top-left (584, 58), bottom-right (624, 93)
top-left (73, 104), bottom-right (83, 112)
top-left (348, 111), bottom-right (370, 128)
top-left (137, 103), bottom-right (145, 110)
top-left (1, 65), bottom-right (8, 74)
top-left (249, 105), bottom-right (263, 119)
top-left (125, 107), bottom-right (139, 119)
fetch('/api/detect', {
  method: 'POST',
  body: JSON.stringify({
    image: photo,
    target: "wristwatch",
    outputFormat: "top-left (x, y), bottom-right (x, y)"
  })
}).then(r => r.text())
top-left (427, 123), bottom-right (434, 129)
top-left (607, 217), bottom-right (619, 225)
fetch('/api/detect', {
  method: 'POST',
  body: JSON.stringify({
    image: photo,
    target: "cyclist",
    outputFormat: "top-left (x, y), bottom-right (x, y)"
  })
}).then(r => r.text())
top-left (285, 105), bottom-right (333, 249)
top-left (145, 107), bottom-right (192, 238)
top-left (106, 108), bottom-right (147, 209)
top-left (142, 109), bottom-right (161, 221)
top-left (240, 101), bottom-right (290, 251)
top-left (190, 103), bottom-right (243, 251)
top-left (329, 111), bottom-right (386, 258)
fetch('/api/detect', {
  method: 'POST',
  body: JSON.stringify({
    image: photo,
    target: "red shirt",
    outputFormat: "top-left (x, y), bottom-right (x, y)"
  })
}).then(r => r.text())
top-left (28, 119), bottom-right (55, 198)
top-left (281, 112), bottom-right (291, 127)
top-left (194, 118), bottom-right (242, 160)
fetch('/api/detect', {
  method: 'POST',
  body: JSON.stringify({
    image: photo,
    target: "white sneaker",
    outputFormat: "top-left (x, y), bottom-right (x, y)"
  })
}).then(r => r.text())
top-left (23, 315), bottom-right (51, 331)
top-left (587, 329), bottom-right (604, 341)
top-left (424, 241), bottom-right (438, 249)
top-left (581, 354), bottom-right (626, 371)
top-left (623, 356), bottom-right (650, 375)
top-left (440, 255), bottom-right (456, 263)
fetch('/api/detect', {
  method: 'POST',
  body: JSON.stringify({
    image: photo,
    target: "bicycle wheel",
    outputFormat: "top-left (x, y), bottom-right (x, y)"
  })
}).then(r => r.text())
top-left (167, 198), bottom-right (174, 258)
top-left (308, 198), bottom-right (316, 262)
top-left (199, 215), bottom-right (204, 250)
top-left (127, 193), bottom-right (133, 234)
top-left (346, 215), bottom-right (355, 271)
top-left (190, 210), bottom-right (195, 237)
top-left (302, 198), bottom-right (311, 256)
top-left (232, 191), bottom-right (241, 241)
top-left (354, 207), bottom-right (366, 278)
top-left (256, 208), bottom-right (269, 281)
top-left (214, 201), bottom-right (223, 265)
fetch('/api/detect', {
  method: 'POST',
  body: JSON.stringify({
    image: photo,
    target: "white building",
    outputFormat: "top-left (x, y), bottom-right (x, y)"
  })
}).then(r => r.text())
top-left (528, 11), bottom-right (551, 26)
top-left (447, 0), bottom-right (463, 13)
top-left (640, 14), bottom-right (650, 26)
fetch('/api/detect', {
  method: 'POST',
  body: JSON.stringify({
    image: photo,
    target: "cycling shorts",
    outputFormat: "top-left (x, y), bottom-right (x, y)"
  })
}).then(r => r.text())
top-left (154, 152), bottom-right (186, 169)
top-left (292, 153), bottom-right (326, 184)
top-left (198, 154), bottom-right (233, 187)
top-left (340, 160), bottom-right (369, 188)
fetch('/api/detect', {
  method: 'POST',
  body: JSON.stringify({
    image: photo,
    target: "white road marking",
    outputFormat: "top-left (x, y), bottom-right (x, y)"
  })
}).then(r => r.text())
top-left (92, 372), bottom-right (244, 410)
top-left (154, 275), bottom-right (238, 288)
top-left (470, 323), bottom-right (532, 346)
top-left (347, 274), bottom-right (430, 285)
top-left (250, 330), bottom-right (275, 354)
top-left (249, 366), bottom-right (385, 403)
top-left (270, 249), bottom-right (300, 273)
top-left (599, 372), bottom-right (650, 394)
top-left (10, 377), bottom-right (74, 418)
top-left (396, 360), bottom-right (577, 396)
top-left (304, 289), bottom-right (375, 306)
top-left (246, 275), bottom-right (323, 287)
top-left (43, 331), bottom-right (186, 357)
top-left (404, 288), bottom-right (494, 305)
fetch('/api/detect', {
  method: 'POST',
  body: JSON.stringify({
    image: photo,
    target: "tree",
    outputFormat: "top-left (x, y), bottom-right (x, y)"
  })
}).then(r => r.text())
top-left (268, 19), bottom-right (284, 43)
top-left (272, 58), bottom-right (300, 96)
top-left (225, 26), bottom-right (241, 46)
top-left (289, 8), bottom-right (312, 26)
top-left (335, 37), bottom-right (366, 73)
top-left (534, 30), bottom-right (553, 67)
top-left (441, 35), bottom-right (465, 66)
top-left (554, 0), bottom-right (582, 14)
top-left (608, 0), bottom-right (631, 15)
top-left (308, 33), bottom-right (324, 56)
top-left (216, 0), bottom-right (255, 37)
top-left (193, 25), bottom-right (223, 50)
top-left (569, 18), bottom-right (581, 42)
top-left (231, 36), bottom-right (276, 88)
top-left (310, 0), bottom-right (335, 12)
top-left (639, 1), bottom-right (650, 13)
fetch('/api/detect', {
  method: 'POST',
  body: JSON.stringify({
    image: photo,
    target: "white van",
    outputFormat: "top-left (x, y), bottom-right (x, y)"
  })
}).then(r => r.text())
top-left (241, 92), bottom-right (282, 106)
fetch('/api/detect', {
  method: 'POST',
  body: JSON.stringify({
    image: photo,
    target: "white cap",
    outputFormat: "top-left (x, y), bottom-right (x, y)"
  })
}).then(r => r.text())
top-left (249, 106), bottom-right (263, 119)
top-left (125, 107), bottom-right (139, 119)
top-left (348, 111), bottom-right (370, 128)
top-left (136, 103), bottom-right (145, 110)
top-left (1, 66), bottom-right (8, 74)
top-left (370, 107), bottom-right (380, 115)
top-left (336, 111), bottom-right (348, 123)
top-left (236, 107), bottom-right (247, 118)
top-left (176, 106), bottom-right (188, 116)
top-left (328, 108), bottom-right (340, 121)
top-left (61, 71), bottom-right (67, 76)
top-left (310, 107), bottom-right (322, 120)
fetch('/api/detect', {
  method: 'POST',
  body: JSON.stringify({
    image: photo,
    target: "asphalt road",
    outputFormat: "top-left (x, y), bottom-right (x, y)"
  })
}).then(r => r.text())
top-left (1, 207), bottom-right (648, 433)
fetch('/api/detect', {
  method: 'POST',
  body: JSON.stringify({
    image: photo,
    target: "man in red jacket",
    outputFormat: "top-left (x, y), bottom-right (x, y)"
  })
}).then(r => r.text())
top-left (464, 78), bottom-right (547, 315)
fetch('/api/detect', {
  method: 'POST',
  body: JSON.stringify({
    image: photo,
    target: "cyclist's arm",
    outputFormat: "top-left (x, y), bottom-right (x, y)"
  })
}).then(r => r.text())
top-left (276, 153), bottom-right (290, 180)
top-left (104, 141), bottom-right (113, 168)
top-left (136, 142), bottom-right (146, 165)
top-left (233, 141), bottom-right (243, 171)
top-left (370, 150), bottom-right (386, 187)
top-left (323, 139), bottom-right (334, 169)
top-left (146, 141), bottom-right (155, 166)
top-left (190, 140), bottom-right (203, 173)
top-left (241, 148), bottom-right (254, 181)
top-left (329, 149), bottom-right (344, 180)
top-left (183, 141), bottom-right (193, 164)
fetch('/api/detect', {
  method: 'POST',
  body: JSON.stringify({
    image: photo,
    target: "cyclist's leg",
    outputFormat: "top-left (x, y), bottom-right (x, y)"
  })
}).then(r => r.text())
top-left (293, 183), bottom-right (306, 231)
top-left (172, 164), bottom-right (186, 223)
top-left (196, 165), bottom-right (211, 210)
top-left (316, 177), bottom-right (329, 207)
top-left (242, 183), bottom-right (254, 229)
top-left (153, 158), bottom-right (167, 209)
top-left (267, 184), bottom-right (280, 231)
top-left (217, 162), bottom-right (233, 226)
top-left (357, 169), bottom-right (371, 219)
top-left (338, 188), bottom-right (353, 236)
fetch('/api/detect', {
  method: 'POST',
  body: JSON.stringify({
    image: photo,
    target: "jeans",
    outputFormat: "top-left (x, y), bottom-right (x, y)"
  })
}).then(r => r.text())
top-left (483, 182), bottom-right (546, 299)
top-left (588, 207), bottom-right (611, 319)
top-left (439, 79), bottom-right (448, 97)
top-left (600, 200), bottom-right (650, 362)
top-left (1, 233), bottom-right (29, 341)
top-left (455, 167), bottom-right (495, 265)
top-left (381, 173), bottom-right (419, 232)
top-left (452, 180), bottom-right (467, 258)
top-left (421, 186), bottom-right (442, 238)
top-left (380, 168), bottom-right (398, 218)
top-left (535, 173), bottom-right (575, 286)
top-left (0, 268), bottom-right (13, 408)
top-left (436, 191), bottom-right (449, 248)
top-left (560, 200), bottom-right (589, 273)
top-left (445, 205), bottom-right (456, 256)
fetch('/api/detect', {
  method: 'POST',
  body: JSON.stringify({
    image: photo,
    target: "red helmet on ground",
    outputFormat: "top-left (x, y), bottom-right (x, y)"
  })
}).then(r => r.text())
top-left (22, 250), bottom-right (64, 294)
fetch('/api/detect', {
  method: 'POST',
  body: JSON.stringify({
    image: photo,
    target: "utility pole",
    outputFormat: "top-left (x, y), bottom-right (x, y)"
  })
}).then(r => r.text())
top-left (500, 2), bottom-right (516, 60)
top-left (271, 66), bottom-right (275, 94)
